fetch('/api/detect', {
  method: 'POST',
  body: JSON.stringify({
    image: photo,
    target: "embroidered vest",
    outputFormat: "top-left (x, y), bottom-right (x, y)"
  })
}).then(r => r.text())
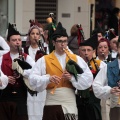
top-left (0, 52), bottom-right (28, 115)
top-left (44, 51), bottom-right (77, 89)
top-left (1, 52), bottom-right (27, 87)
top-left (107, 59), bottom-right (120, 87)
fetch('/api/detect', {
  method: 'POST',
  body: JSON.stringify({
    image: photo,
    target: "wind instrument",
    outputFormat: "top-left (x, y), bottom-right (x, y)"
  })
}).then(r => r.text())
top-left (12, 46), bottom-right (23, 94)
top-left (102, 53), bottom-right (107, 63)
top-left (12, 46), bottom-right (37, 96)
top-left (46, 13), bottom-right (56, 31)
top-left (50, 85), bottom-right (58, 94)
top-left (86, 56), bottom-right (92, 70)
top-left (118, 96), bottom-right (120, 104)
top-left (50, 48), bottom-right (83, 94)
top-left (34, 39), bottom-right (47, 61)
top-left (17, 46), bottom-right (25, 61)
top-left (50, 48), bottom-right (70, 94)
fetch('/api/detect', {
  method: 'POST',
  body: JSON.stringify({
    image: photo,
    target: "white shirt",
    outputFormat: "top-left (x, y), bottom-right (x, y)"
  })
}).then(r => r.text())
top-left (28, 46), bottom-right (39, 61)
top-left (29, 52), bottom-right (93, 92)
top-left (92, 62), bottom-right (120, 108)
top-left (0, 70), bottom-right (8, 89)
top-left (98, 61), bottom-right (107, 69)
top-left (0, 36), bottom-right (10, 57)
top-left (92, 63), bottom-right (110, 100)
top-left (111, 50), bottom-right (117, 58)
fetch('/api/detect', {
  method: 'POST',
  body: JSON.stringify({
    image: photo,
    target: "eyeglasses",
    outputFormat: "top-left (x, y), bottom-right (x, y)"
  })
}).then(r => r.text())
top-left (55, 40), bottom-right (68, 44)
top-left (81, 49), bottom-right (93, 52)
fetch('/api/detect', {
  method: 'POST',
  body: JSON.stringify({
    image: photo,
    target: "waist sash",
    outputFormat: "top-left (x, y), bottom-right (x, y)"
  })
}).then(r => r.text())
top-left (46, 87), bottom-right (77, 115)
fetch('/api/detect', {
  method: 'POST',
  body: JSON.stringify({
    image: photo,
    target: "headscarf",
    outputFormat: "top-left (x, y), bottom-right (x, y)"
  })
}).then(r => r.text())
top-left (26, 25), bottom-right (42, 47)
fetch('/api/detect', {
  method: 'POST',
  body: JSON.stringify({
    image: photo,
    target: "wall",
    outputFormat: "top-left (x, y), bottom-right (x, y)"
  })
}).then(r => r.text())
top-left (0, 0), bottom-right (8, 37)
top-left (58, 0), bottom-right (92, 38)
top-left (15, 0), bottom-right (92, 38)
top-left (115, 0), bottom-right (120, 7)
top-left (15, 0), bottom-right (35, 34)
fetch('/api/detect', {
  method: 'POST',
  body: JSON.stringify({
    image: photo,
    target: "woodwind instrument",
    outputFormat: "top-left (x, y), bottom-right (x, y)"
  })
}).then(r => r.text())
top-left (50, 48), bottom-right (83, 94)
top-left (34, 39), bottom-right (46, 62)
top-left (118, 92), bottom-right (120, 104)
top-left (17, 46), bottom-right (25, 61)
top-left (50, 85), bottom-right (58, 94)
top-left (12, 46), bottom-right (37, 95)
top-left (102, 53), bottom-right (107, 63)
top-left (12, 46), bottom-right (23, 94)
top-left (92, 58), bottom-right (100, 72)
top-left (50, 48), bottom-right (71, 94)
top-left (34, 39), bottom-right (44, 52)
top-left (86, 56), bottom-right (92, 70)
top-left (46, 13), bottom-right (56, 31)
top-left (86, 56), bottom-right (100, 78)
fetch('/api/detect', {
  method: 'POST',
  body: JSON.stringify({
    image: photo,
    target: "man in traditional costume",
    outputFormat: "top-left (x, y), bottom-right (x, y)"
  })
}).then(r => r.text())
top-left (78, 34), bottom-right (106, 120)
top-left (93, 36), bottom-right (120, 120)
top-left (0, 23), bottom-right (35, 120)
top-left (29, 22), bottom-right (93, 120)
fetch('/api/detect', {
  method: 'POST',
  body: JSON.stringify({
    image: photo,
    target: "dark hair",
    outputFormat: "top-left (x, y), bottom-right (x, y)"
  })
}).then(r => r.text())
top-left (70, 24), bottom-right (78, 36)
top-left (112, 7), bottom-right (120, 15)
top-left (92, 29), bottom-right (104, 36)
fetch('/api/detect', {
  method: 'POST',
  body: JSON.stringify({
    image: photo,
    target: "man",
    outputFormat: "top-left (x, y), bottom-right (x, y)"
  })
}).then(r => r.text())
top-left (29, 22), bottom-right (93, 120)
top-left (92, 36), bottom-right (120, 120)
top-left (78, 34), bottom-right (106, 120)
top-left (0, 35), bottom-right (10, 56)
top-left (0, 23), bottom-right (35, 120)
top-left (0, 70), bottom-right (8, 89)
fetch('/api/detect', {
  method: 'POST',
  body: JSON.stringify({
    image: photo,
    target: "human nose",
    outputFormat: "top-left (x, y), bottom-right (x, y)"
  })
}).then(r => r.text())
top-left (85, 50), bottom-right (88, 54)
top-left (101, 47), bottom-right (105, 51)
top-left (16, 39), bottom-right (20, 44)
top-left (34, 34), bottom-right (38, 38)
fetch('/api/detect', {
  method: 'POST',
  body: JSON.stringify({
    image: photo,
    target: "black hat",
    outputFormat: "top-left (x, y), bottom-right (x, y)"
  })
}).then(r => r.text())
top-left (52, 22), bottom-right (68, 40)
top-left (80, 34), bottom-right (98, 50)
top-left (113, 7), bottom-right (120, 14)
top-left (7, 23), bottom-right (21, 41)
top-left (109, 29), bottom-right (116, 40)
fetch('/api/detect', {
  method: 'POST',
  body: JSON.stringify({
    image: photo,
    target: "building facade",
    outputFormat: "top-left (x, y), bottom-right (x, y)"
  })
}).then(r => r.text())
top-left (0, 0), bottom-right (120, 38)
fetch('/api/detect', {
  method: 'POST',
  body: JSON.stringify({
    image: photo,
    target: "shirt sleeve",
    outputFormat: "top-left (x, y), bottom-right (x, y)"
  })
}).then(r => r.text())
top-left (0, 70), bottom-right (8, 89)
top-left (92, 65), bottom-right (111, 100)
top-left (0, 56), bottom-right (3, 68)
top-left (70, 56), bottom-right (93, 90)
top-left (0, 36), bottom-right (10, 57)
top-left (29, 56), bottom-right (50, 92)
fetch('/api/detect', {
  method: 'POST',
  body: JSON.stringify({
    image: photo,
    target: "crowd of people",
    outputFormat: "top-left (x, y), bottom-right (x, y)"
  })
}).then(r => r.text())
top-left (0, 7), bottom-right (120, 120)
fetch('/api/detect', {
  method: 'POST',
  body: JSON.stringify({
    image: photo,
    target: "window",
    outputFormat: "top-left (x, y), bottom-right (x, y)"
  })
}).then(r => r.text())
top-left (35, 0), bottom-right (57, 24)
